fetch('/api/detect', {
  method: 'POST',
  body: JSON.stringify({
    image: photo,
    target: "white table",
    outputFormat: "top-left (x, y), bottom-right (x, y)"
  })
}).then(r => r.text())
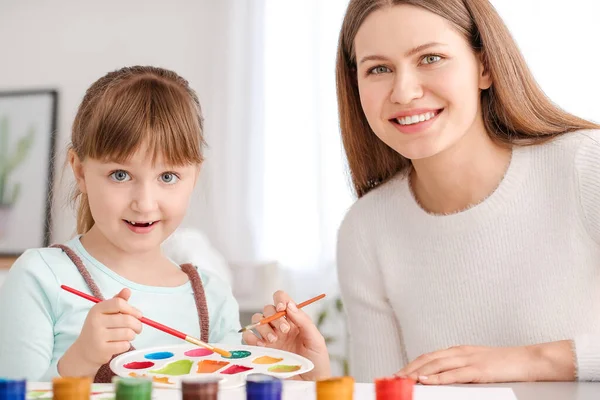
top-left (28, 380), bottom-right (600, 399)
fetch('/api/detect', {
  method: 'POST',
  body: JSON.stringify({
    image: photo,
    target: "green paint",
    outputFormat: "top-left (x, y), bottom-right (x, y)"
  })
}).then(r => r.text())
top-left (222, 350), bottom-right (251, 359)
top-left (149, 359), bottom-right (193, 376)
top-left (27, 391), bottom-right (47, 399)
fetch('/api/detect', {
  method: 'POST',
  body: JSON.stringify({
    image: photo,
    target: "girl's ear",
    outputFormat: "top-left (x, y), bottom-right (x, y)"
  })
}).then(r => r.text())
top-left (478, 52), bottom-right (492, 90)
top-left (69, 149), bottom-right (87, 194)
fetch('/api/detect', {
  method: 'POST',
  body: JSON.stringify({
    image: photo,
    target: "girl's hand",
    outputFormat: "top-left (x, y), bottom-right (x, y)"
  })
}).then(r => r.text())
top-left (242, 290), bottom-right (331, 381)
top-left (58, 288), bottom-right (143, 377)
top-left (396, 341), bottom-right (575, 385)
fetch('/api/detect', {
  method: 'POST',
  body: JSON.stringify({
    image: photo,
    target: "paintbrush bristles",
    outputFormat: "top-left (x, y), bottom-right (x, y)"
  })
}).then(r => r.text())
top-left (238, 323), bottom-right (258, 333)
top-left (186, 336), bottom-right (232, 358)
top-left (213, 348), bottom-right (233, 358)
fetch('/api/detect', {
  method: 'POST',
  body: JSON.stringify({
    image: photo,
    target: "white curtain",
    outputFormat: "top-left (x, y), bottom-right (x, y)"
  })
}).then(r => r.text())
top-left (192, 0), bottom-right (353, 301)
top-left (261, 0), bottom-right (353, 276)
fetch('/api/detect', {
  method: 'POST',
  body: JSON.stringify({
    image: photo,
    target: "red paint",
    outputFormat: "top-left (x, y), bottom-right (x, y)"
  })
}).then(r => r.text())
top-left (220, 365), bottom-right (253, 375)
top-left (375, 376), bottom-right (415, 400)
top-left (124, 361), bottom-right (155, 370)
top-left (184, 348), bottom-right (214, 357)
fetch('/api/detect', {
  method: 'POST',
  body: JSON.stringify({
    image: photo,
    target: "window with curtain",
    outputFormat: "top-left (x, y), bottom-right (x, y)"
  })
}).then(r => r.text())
top-left (260, 0), bottom-right (353, 280)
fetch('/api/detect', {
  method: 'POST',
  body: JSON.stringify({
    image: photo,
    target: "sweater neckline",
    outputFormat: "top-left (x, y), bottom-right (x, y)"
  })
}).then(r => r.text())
top-left (397, 144), bottom-right (530, 230)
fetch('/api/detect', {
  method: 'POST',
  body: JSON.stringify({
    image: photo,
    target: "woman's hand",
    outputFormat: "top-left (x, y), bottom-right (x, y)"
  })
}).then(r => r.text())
top-left (242, 290), bottom-right (331, 381)
top-left (396, 341), bottom-right (576, 385)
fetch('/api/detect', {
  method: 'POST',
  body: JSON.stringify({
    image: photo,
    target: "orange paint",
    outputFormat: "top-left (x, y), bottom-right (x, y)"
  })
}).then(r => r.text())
top-left (197, 360), bottom-right (230, 373)
top-left (252, 356), bottom-right (284, 365)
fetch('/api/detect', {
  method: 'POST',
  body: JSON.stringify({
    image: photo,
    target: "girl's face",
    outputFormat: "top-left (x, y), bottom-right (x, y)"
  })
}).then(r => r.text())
top-left (354, 4), bottom-right (491, 161)
top-left (72, 145), bottom-right (198, 256)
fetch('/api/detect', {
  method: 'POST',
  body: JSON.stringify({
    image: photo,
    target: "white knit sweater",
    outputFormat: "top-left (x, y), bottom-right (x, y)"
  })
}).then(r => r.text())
top-left (337, 129), bottom-right (600, 383)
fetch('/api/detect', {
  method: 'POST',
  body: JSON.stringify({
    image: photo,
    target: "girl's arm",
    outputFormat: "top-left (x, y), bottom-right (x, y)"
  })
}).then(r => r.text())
top-left (0, 250), bottom-right (60, 380)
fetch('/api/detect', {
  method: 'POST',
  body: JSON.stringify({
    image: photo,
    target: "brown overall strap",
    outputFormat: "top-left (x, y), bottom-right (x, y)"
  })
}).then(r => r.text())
top-left (179, 263), bottom-right (210, 343)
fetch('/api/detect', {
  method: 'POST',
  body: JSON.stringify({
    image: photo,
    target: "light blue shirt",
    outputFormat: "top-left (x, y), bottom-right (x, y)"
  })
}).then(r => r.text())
top-left (0, 237), bottom-right (242, 381)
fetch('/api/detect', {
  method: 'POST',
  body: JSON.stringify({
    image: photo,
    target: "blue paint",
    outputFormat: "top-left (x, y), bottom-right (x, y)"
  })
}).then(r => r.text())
top-left (246, 374), bottom-right (282, 400)
top-left (0, 378), bottom-right (26, 400)
top-left (144, 351), bottom-right (174, 360)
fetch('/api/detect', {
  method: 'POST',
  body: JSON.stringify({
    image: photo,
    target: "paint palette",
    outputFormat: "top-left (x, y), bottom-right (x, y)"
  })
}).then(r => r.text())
top-left (109, 344), bottom-right (314, 390)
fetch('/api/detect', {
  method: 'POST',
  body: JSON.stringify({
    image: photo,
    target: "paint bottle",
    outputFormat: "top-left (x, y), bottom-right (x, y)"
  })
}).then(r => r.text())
top-left (114, 377), bottom-right (152, 400)
top-left (0, 378), bottom-right (26, 400)
top-left (180, 376), bottom-right (220, 400)
top-left (375, 376), bottom-right (415, 400)
top-left (52, 377), bottom-right (91, 400)
top-left (315, 376), bottom-right (354, 400)
top-left (245, 374), bottom-right (282, 400)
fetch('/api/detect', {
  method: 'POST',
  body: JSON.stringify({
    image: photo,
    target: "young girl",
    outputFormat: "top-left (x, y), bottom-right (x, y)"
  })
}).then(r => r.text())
top-left (247, 0), bottom-right (600, 386)
top-left (0, 66), bottom-right (242, 382)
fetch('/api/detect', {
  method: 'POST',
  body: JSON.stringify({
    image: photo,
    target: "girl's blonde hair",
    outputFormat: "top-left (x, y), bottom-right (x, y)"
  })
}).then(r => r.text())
top-left (336, 0), bottom-right (600, 197)
top-left (70, 66), bottom-right (205, 233)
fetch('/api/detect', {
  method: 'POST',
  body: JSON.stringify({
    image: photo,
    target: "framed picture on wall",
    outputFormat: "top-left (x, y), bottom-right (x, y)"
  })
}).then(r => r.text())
top-left (0, 90), bottom-right (58, 255)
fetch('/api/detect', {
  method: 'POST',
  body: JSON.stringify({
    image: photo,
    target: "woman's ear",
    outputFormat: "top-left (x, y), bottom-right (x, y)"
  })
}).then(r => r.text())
top-left (478, 53), bottom-right (492, 90)
top-left (69, 149), bottom-right (87, 194)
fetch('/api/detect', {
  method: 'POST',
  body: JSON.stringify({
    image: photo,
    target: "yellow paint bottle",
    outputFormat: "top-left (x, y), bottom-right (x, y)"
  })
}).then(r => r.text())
top-left (52, 377), bottom-right (91, 400)
top-left (316, 376), bottom-right (354, 400)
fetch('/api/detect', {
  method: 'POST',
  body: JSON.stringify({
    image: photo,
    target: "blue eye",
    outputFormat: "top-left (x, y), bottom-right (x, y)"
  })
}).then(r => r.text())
top-left (110, 170), bottom-right (130, 182)
top-left (369, 66), bottom-right (391, 75)
top-left (422, 55), bottom-right (442, 65)
top-left (160, 172), bottom-right (179, 184)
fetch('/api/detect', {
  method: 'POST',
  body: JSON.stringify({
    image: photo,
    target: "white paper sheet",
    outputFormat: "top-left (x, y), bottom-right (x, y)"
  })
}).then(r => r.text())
top-left (415, 385), bottom-right (518, 400)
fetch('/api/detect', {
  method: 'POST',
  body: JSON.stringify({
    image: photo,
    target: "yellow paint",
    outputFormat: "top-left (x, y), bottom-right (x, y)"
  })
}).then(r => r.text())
top-left (127, 372), bottom-right (173, 385)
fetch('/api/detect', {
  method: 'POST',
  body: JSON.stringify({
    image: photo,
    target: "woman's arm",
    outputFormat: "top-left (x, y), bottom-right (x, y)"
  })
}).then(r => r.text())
top-left (337, 208), bottom-right (406, 383)
top-left (572, 130), bottom-right (600, 380)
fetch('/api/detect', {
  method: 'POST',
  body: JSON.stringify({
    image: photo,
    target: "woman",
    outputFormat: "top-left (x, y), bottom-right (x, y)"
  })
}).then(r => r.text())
top-left (244, 0), bottom-right (600, 385)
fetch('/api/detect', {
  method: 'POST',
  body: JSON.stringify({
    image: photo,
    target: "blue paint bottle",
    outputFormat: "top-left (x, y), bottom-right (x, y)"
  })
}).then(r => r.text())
top-left (0, 378), bottom-right (26, 400)
top-left (245, 374), bottom-right (282, 400)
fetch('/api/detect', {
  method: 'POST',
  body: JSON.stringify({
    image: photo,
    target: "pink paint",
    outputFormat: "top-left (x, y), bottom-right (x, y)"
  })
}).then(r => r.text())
top-left (124, 361), bottom-right (155, 370)
top-left (184, 348), bottom-right (214, 357)
top-left (220, 365), bottom-right (253, 375)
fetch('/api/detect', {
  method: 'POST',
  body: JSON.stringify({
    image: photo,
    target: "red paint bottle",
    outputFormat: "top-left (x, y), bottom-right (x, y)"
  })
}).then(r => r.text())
top-left (375, 376), bottom-right (415, 400)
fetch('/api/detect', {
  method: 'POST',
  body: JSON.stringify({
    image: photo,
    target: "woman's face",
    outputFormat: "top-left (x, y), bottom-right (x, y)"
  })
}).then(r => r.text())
top-left (354, 4), bottom-right (491, 161)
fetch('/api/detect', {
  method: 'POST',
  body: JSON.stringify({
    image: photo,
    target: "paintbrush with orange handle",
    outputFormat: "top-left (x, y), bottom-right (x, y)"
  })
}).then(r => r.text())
top-left (60, 284), bottom-right (232, 358)
top-left (238, 293), bottom-right (326, 333)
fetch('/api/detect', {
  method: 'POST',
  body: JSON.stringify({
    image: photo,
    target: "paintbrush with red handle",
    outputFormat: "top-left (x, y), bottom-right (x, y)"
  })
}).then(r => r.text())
top-left (60, 284), bottom-right (232, 358)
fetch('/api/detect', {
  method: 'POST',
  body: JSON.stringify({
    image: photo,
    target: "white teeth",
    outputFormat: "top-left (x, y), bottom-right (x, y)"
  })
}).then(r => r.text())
top-left (128, 221), bottom-right (154, 226)
top-left (396, 111), bottom-right (437, 126)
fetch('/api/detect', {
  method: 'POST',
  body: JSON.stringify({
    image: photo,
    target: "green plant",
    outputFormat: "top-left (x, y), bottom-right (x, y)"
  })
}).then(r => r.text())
top-left (315, 296), bottom-right (350, 376)
top-left (0, 116), bottom-right (35, 207)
